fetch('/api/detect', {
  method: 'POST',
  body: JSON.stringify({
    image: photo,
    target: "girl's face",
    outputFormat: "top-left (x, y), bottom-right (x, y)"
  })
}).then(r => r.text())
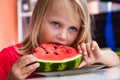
top-left (41, 1), bottom-right (81, 46)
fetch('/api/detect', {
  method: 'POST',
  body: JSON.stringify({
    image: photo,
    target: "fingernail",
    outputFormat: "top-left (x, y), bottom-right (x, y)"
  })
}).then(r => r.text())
top-left (91, 47), bottom-right (94, 50)
top-left (33, 57), bottom-right (37, 60)
top-left (79, 50), bottom-right (82, 53)
top-left (36, 63), bottom-right (40, 67)
top-left (84, 51), bottom-right (87, 55)
top-left (30, 55), bottom-right (33, 57)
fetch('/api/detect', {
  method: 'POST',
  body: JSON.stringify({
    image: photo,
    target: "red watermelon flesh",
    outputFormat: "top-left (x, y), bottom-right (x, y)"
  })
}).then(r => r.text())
top-left (33, 43), bottom-right (80, 61)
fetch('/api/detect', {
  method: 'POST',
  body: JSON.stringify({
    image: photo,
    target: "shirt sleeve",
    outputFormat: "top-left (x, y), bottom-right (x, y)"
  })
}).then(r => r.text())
top-left (0, 49), bottom-right (13, 80)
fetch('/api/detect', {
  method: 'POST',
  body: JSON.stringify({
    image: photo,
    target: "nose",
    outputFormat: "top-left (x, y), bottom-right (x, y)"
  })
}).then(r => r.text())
top-left (56, 30), bottom-right (67, 41)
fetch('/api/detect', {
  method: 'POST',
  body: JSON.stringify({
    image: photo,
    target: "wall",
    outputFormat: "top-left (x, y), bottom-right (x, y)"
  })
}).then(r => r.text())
top-left (0, 0), bottom-right (18, 50)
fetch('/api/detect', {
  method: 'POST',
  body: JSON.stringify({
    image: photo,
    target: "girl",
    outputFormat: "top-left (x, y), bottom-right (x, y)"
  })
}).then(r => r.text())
top-left (0, 0), bottom-right (119, 79)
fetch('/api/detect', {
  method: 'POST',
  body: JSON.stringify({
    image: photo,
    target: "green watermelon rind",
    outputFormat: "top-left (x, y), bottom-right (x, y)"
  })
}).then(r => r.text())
top-left (36, 54), bottom-right (83, 72)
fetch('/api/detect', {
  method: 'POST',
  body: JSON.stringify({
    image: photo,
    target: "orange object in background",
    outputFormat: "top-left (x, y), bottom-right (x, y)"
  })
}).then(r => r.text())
top-left (0, 0), bottom-right (18, 51)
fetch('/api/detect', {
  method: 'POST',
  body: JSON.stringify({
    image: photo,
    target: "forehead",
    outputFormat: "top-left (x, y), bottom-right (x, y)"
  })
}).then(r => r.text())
top-left (46, 0), bottom-right (81, 25)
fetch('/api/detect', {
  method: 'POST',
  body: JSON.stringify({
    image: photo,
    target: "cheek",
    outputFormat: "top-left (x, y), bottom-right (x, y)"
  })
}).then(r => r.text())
top-left (67, 34), bottom-right (78, 45)
top-left (42, 31), bottom-right (51, 42)
top-left (42, 28), bottom-right (55, 43)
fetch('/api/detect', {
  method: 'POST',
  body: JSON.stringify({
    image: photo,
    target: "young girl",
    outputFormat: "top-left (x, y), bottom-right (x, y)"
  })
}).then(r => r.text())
top-left (0, 0), bottom-right (119, 79)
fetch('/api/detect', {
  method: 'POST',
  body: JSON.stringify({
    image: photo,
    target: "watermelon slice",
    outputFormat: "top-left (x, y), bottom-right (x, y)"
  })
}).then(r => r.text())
top-left (33, 43), bottom-right (83, 72)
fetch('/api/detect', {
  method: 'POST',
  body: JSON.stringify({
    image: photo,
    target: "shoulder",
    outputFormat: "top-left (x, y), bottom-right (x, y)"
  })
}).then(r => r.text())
top-left (0, 44), bottom-right (22, 60)
top-left (0, 44), bottom-right (20, 53)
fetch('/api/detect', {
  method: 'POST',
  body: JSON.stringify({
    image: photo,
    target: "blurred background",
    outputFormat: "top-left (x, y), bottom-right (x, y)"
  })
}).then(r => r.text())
top-left (0, 0), bottom-right (120, 54)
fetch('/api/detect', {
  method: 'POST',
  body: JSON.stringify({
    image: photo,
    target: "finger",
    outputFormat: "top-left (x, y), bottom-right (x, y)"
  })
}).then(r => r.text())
top-left (82, 51), bottom-right (93, 66)
top-left (11, 62), bottom-right (39, 80)
top-left (91, 41), bottom-right (101, 55)
top-left (15, 68), bottom-right (37, 80)
top-left (77, 45), bottom-right (82, 53)
top-left (91, 41), bottom-right (102, 59)
top-left (78, 61), bottom-right (86, 68)
top-left (23, 68), bottom-right (36, 79)
top-left (16, 55), bottom-right (38, 68)
top-left (91, 41), bottom-right (99, 51)
top-left (80, 43), bottom-right (91, 64)
top-left (86, 42), bottom-right (92, 57)
top-left (83, 54), bottom-right (91, 65)
top-left (22, 62), bottom-right (40, 75)
top-left (80, 43), bottom-right (87, 55)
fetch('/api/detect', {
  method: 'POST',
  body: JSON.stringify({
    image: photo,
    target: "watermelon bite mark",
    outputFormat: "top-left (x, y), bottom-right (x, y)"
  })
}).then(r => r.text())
top-left (33, 43), bottom-right (83, 72)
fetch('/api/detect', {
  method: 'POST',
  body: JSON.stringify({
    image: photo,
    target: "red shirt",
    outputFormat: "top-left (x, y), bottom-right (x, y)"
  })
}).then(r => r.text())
top-left (0, 44), bottom-right (44, 80)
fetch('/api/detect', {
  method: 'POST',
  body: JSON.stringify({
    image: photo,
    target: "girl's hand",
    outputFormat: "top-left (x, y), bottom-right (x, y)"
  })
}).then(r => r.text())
top-left (77, 41), bottom-right (103, 68)
top-left (7, 55), bottom-right (40, 80)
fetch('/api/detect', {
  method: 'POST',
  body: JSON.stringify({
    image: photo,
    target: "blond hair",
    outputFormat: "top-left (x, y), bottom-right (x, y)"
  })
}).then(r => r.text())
top-left (20, 0), bottom-right (92, 54)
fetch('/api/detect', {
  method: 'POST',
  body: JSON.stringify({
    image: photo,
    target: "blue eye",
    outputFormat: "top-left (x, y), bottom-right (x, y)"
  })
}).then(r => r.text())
top-left (52, 22), bottom-right (60, 27)
top-left (69, 27), bottom-right (77, 32)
